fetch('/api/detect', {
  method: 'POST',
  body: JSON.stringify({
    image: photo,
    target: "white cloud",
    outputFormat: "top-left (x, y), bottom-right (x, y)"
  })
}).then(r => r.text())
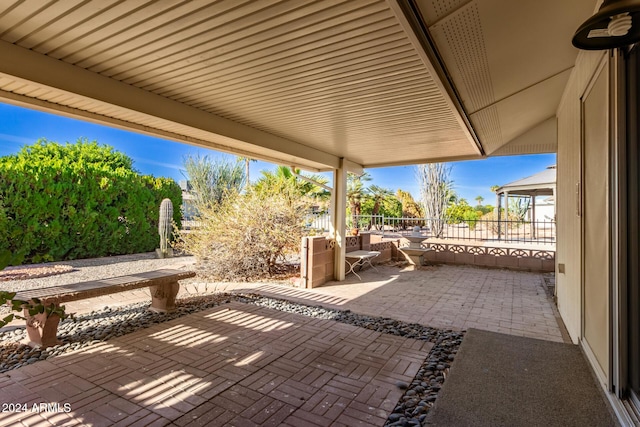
top-left (0, 133), bottom-right (33, 147)
top-left (136, 158), bottom-right (183, 171)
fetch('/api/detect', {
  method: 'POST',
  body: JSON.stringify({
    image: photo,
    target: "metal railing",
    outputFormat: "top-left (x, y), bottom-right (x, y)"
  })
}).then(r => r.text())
top-left (304, 211), bottom-right (332, 233)
top-left (305, 212), bottom-right (556, 244)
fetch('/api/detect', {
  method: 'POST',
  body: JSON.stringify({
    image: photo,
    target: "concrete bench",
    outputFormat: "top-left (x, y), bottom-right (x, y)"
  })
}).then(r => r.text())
top-left (11, 269), bottom-right (196, 347)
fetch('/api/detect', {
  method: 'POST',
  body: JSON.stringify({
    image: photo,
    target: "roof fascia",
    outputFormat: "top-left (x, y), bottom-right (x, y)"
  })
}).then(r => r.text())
top-left (387, 0), bottom-right (485, 157)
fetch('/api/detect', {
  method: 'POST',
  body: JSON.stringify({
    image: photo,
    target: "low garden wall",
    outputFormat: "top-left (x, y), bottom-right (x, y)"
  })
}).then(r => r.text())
top-left (301, 233), bottom-right (398, 289)
top-left (423, 243), bottom-right (555, 272)
top-left (300, 234), bottom-right (555, 288)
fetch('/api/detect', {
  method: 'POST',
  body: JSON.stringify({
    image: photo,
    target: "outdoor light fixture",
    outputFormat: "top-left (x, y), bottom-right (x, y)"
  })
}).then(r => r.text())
top-left (572, 0), bottom-right (640, 50)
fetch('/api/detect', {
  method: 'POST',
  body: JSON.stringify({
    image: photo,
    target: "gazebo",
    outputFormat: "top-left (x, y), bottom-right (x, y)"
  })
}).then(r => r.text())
top-left (495, 165), bottom-right (556, 240)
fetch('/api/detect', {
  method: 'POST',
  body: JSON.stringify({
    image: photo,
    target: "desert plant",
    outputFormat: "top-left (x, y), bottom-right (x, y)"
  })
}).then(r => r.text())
top-left (157, 198), bottom-right (174, 258)
top-left (481, 210), bottom-right (522, 233)
top-left (416, 163), bottom-right (452, 237)
top-left (182, 154), bottom-right (245, 209)
top-left (174, 189), bottom-right (308, 281)
top-left (509, 197), bottom-right (530, 222)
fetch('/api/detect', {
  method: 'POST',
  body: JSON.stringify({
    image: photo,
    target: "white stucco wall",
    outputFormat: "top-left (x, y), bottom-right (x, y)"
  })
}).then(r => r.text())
top-left (556, 50), bottom-right (606, 345)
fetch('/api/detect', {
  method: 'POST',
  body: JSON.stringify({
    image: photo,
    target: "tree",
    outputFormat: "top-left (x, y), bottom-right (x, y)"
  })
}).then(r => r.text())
top-left (416, 163), bottom-right (452, 237)
top-left (447, 199), bottom-right (479, 224)
top-left (396, 189), bottom-right (424, 218)
top-left (253, 166), bottom-right (330, 204)
top-left (346, 172), bottom-right (372, 228)
top-left (182, 154), bottom-right (245, 209)
top-left (368, 185), bottom-right (394, 216)
top-left (237, 156), bottom-right (257, 191)
top-left (475, 195), bottom-right (484, 206)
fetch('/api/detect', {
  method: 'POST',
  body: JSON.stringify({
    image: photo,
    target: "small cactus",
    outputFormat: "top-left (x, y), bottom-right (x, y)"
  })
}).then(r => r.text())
top-left (158, 198), bottom-right (173, 258)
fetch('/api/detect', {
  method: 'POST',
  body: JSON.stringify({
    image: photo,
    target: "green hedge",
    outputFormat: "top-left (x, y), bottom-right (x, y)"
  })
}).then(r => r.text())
top-left (0, 139), bottom-right (181, 263)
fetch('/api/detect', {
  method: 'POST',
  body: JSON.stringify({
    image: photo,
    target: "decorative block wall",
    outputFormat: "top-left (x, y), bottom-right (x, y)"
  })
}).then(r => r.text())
top-left (300, 236), bottom-right (554, 289)
top-left (423, 243), bottom-right (555, 272)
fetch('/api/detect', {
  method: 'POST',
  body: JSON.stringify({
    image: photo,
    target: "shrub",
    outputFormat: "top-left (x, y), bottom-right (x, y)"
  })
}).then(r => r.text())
top-left (462, 210), bottom-right (479, 230)
top-left (447, 200), bottom-right (477, 224)
top-left (480, 210), bottom-right (522, 233)
top-left (182, 154), bottom-right (245, 209)
top-left (0, 139), bottom-right (181, 263)
top-left (175, 189), bottom-right (307, 281)
top-left (0, 199), bottom-right (8, 251)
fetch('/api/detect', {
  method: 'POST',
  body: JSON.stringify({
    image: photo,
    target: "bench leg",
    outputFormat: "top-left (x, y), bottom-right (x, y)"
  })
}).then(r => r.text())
top-left (23, 310), bottom-right (62, 348)
top-left (149, 281), bottom-right (180, 313)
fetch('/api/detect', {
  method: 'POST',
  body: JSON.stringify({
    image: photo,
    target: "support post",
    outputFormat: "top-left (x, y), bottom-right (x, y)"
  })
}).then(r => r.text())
top-left (332, 160), bottom-right (347, 281)
top-left (531, 194), bottom-right (537, 239)
top-left (496, 192), bottom-right (502, 240)
top-left (504, 191), bottom-right (509, 242)
top-left (552, 186), bottom-right (557, 221)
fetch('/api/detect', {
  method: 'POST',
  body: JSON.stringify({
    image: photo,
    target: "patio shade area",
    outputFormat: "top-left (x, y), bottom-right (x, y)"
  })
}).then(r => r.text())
top-left (0, 258), bottom-right (606, 426)
top-left (0, 302), bottom-right (433, 426)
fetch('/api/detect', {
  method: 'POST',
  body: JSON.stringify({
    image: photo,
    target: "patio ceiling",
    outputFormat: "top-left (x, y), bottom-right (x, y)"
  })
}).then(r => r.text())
top-left (0, 0), bottom-right (595, 172)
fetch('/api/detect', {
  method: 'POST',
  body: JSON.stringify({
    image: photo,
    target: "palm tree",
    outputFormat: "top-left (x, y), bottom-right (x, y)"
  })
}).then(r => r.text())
top-left (475, 195), bottom-right (484, 206)
top-left (347, 172), bottom-right (371, 228)
top-left (237, 156), bottom-right (257, 191)
top-left (366, 185), bottom-right (394, 230)
top-left (368, 185), bottom-right (394, 216)
top-left (253, 166), bottom-right (330, 203)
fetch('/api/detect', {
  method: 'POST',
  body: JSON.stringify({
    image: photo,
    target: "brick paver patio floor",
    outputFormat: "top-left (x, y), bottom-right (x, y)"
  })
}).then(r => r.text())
top-left (0, 261), bottom-right (566, 426)
top-left (211, 264), bottom-right (566, 343)
top-left (0, 302), bottom-right (433, 426)
top-left (57, 265), bottom-right (568, 342)
top-left (65, 264), bottom-right (565, 343)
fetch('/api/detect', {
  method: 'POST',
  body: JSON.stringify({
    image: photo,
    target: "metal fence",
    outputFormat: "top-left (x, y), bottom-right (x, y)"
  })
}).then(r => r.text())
top-left (305, 212), bottom-right (556, 244)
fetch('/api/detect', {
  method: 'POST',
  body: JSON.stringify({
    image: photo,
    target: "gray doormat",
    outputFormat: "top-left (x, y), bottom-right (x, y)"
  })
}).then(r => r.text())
top-left (425, 328), bottom-right (618, 426)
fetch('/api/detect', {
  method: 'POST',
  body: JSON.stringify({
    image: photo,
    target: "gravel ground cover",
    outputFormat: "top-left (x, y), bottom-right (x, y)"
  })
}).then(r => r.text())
top-left (0, 252), bottom-right (196, 293)
top-left (0, 252), bottom-right (196, 316)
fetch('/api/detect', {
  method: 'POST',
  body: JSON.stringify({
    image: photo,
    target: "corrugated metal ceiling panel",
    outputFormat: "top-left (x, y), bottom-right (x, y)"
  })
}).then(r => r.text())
top-left (0, 0), bottom-right (479, 168)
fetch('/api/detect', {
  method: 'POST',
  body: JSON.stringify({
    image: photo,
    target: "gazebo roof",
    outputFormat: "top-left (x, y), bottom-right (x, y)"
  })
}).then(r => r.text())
top-left (496, 165), bottom-right (556, 196)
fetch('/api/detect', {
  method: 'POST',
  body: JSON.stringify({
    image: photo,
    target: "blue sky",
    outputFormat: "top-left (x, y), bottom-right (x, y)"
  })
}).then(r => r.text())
top-left (0, 102), bottom-right (555, 204)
